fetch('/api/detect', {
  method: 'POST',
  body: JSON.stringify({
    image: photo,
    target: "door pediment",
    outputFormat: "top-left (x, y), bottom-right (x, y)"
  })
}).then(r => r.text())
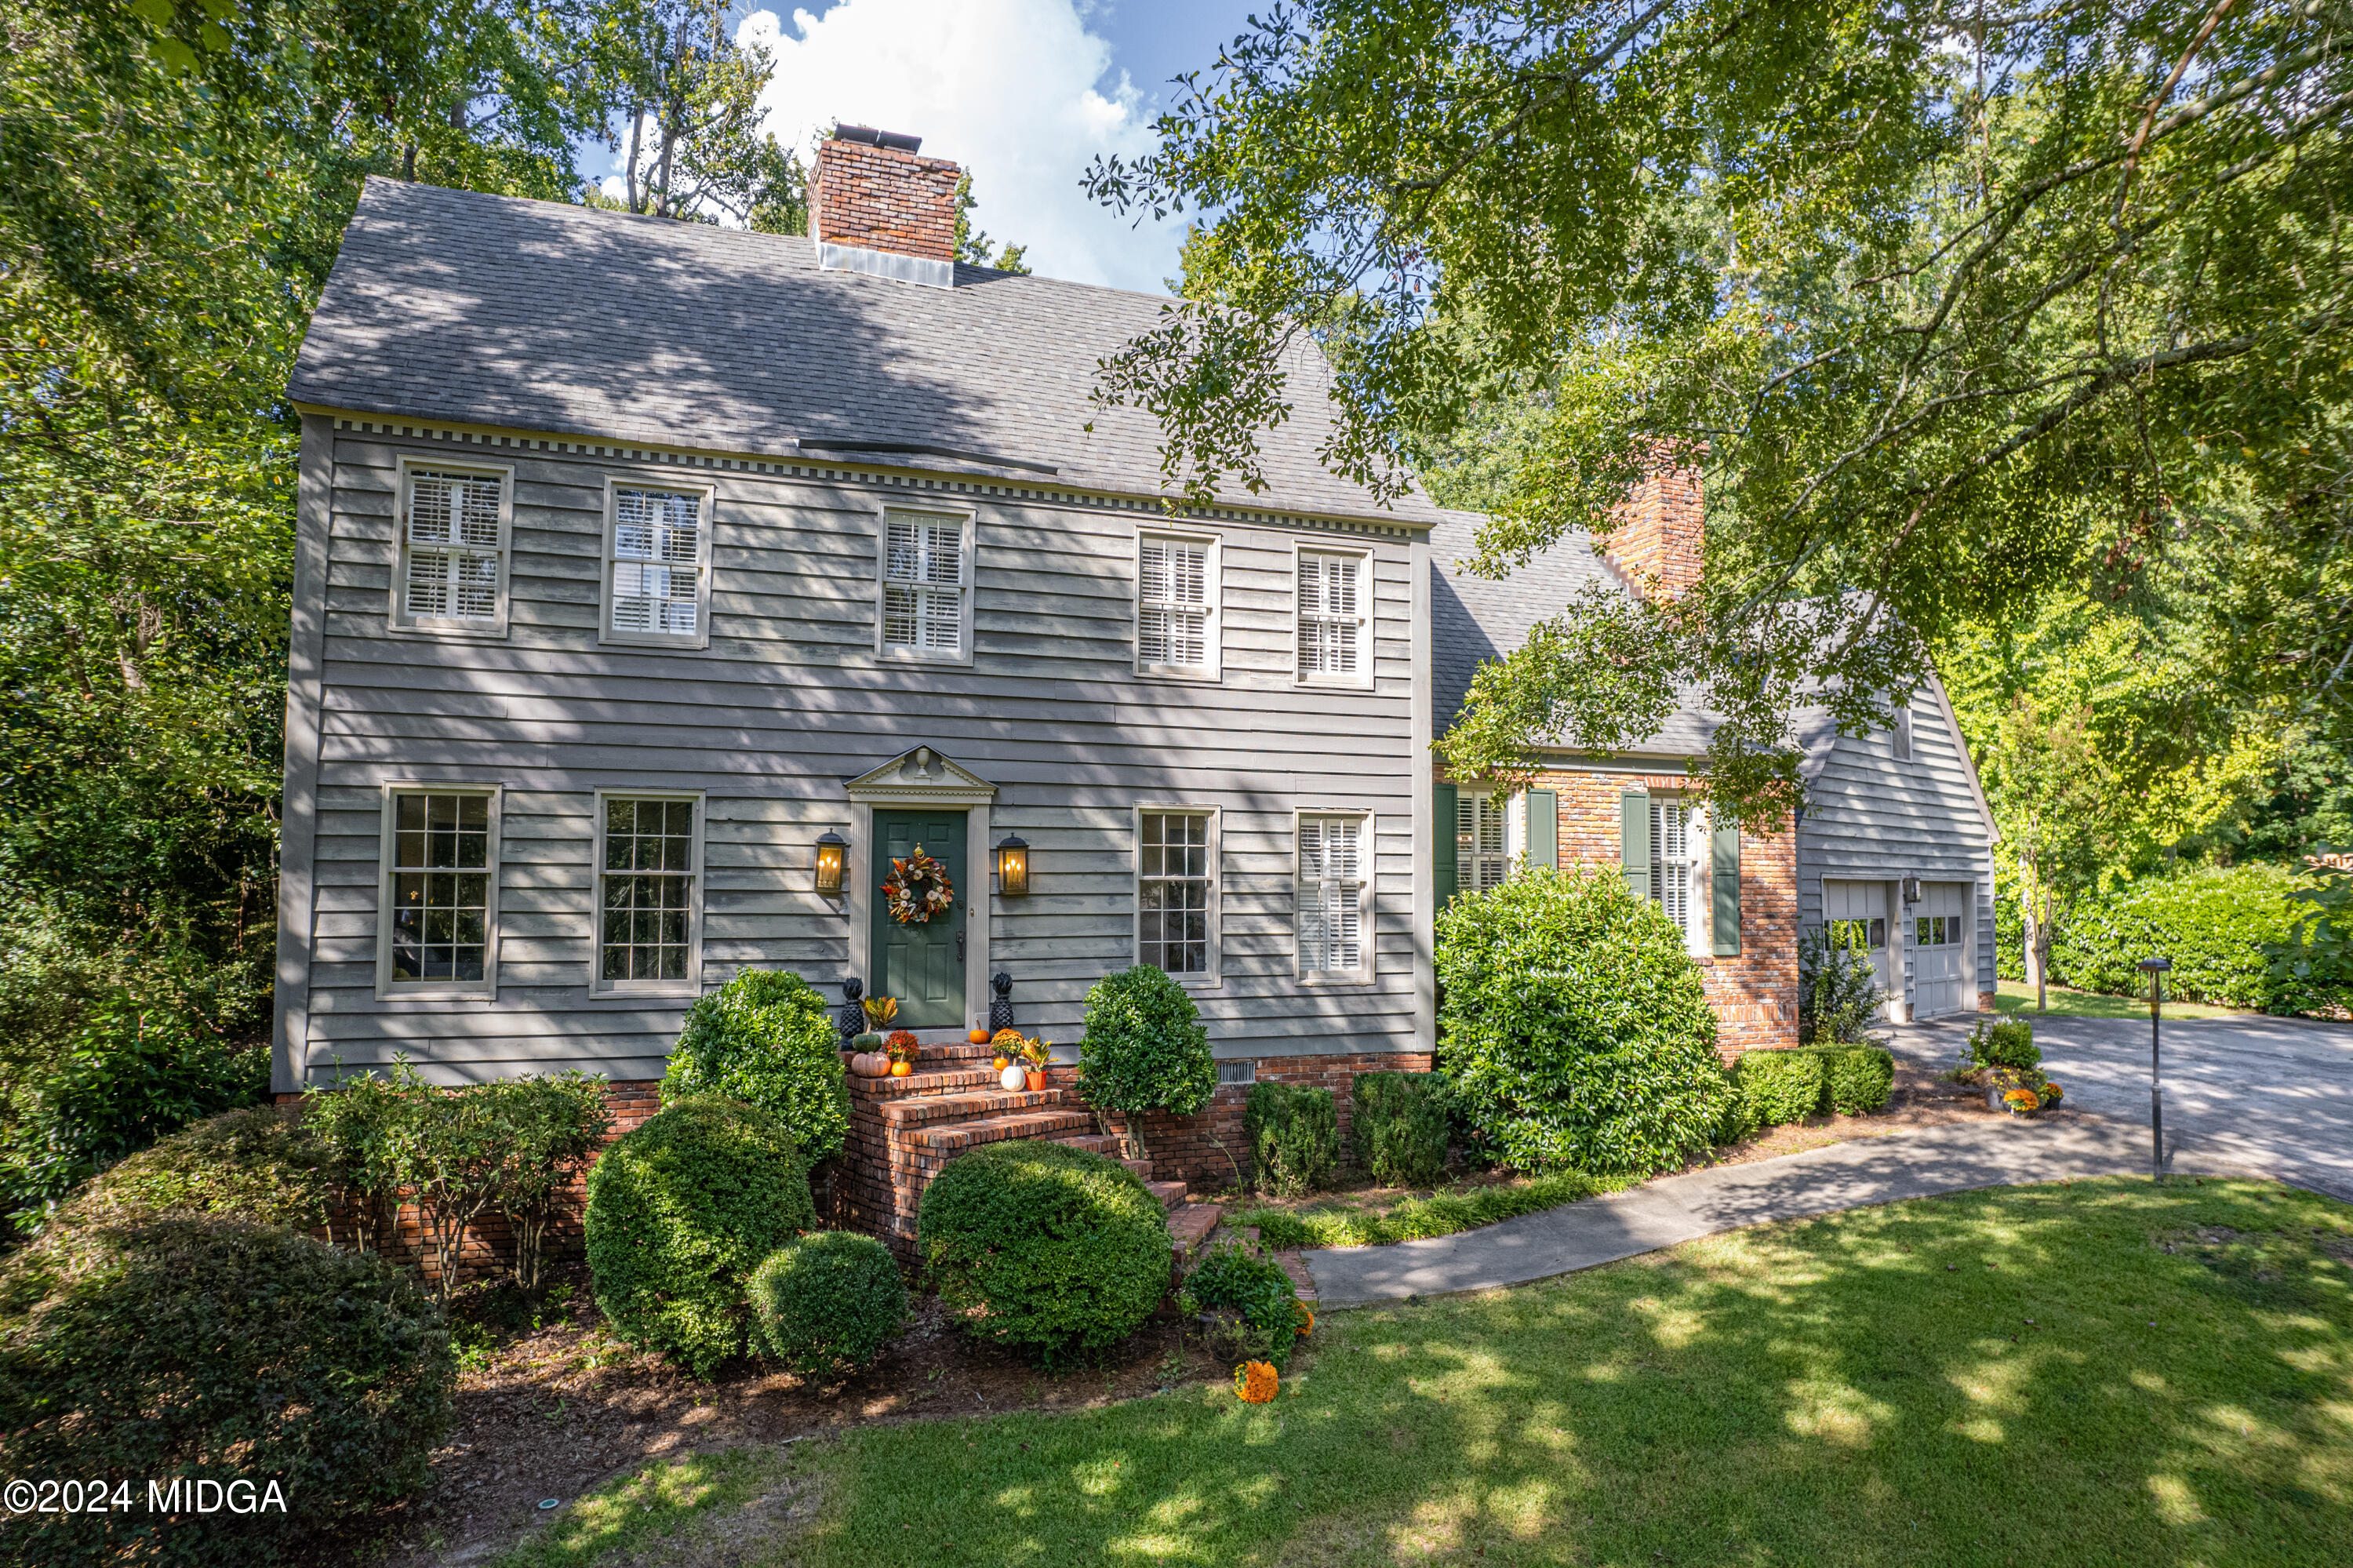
top-left (843, 746), bottom-right (998, 807)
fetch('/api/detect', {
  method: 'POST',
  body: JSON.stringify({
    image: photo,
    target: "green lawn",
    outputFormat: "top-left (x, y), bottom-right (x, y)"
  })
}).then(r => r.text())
top-left (1995, 977), bottom-right (2250, 1021)
top-left (498, 1177), bottom-right (2353, 1567)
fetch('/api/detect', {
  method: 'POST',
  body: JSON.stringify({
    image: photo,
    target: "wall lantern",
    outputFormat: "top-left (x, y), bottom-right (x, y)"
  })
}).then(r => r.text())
top-left (814, 831), bottom-right (849, 897)
top-left (1900, 875), bottom-right (1922, 905)
top-left (995, 834), bottom-right (1031, 897)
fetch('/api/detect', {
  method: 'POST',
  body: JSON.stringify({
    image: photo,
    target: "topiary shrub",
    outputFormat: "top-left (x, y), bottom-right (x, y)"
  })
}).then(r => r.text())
top-left (1076, 965), bottom-right (1216, 1163)
top-left (1182, 1242), bottom-right (1306, 1371)
top-left (1818, 1046), bottom-right (1895, 1115)
top-left (917, 1141), bottom-right (1170, 1359)
top-left (664, 970), bottom-right (851, 1161)
top-left (1351, 1071), bottom-right (1451, 1188)
top-left (1731, 1050), bottom-right (1826, 1129)
top-left (584, 1097), bottom-right (816, 1377)
top-left (1243, 1081), bottom-right (1337, 1197)
top-left (2052, 861), bottom-right (2349, 1014)
top-left (1437, 866), bottom-right (1730, 1173)
top-left (0, 1214), bottom-right (453, 1567)
top-left (63, 1103), bottom-right (337, 1232)
top-left (1966, 1017), bottom-right (2041, 1072)
top-left (748, 1230), bottom-right (906, 1377)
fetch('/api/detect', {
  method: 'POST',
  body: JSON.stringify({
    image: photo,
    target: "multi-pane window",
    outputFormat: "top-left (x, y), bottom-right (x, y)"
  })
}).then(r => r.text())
top-left (1297, 551), bottom-right (1366, 680)
top-left (598, 797), bottom-right (697, 986)
top-left (609, 487), bottom-right (704, 637)
top-left (1649, 801), bottom-right (1699, 936)
top-left (1456, 792), bottom-right (1507, 893)
top-left (1139, 810), bottom-right (1213, 975)
top-left (1828, 917), bottom-right (1887, 951)
top-left (1916, 915), bottom-right (1958, 947)
top-left (403, 470), bottom-right (504, 622)
top-left (1298, 815), bottom-right (1366, 974)
top-left (387, 792), bottom-right (493, 984)
top-left (1138, 535), bottom-right (1212, 669)
top-left (882, 511), bottom-right (966, 655)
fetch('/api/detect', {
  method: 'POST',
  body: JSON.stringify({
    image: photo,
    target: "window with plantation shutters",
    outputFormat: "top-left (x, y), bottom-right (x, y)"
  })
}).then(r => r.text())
top-left (1650, 800), bottom-right (1697, 935)
top-left (606, 486), bottom-right (707, 641)
top-left (400, 467), bottom-right (506, 627)
top-left (1296, 549), bottom-right (1368, 682)
top-left (882, 510), bottom-right (967, 657)
top-left (1456, 791), bottom-right (1507, 893)
top-left (1138, 533), bottom-right (1216, 672)
top-left (1298, 814), bottom-right (1369, 977)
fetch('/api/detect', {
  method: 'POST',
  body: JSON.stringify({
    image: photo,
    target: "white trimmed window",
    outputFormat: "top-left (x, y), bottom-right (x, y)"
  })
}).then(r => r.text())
top-left (881, 509), bottom-right (968, 657)
top-left (1137, 809), bottom-right (1216, 978)
top-left (398, 467), bottom-right (508, 630)
top-left (379, 787), bottom-right (500, 996)
top-left (606, 485), bottom-right (709, 642)
top-left (1137, 533), bottom-right (1217, 675)
top-left (1649, 799), bottom-right (1704, 946)
top-left (1298, 814), bottom-right (1370, 978)
top-left (1457, 791), bottom-right (1507, 893)
top-left (1297, 548), bottom-right (1369, 682)
top-left (595, 795), bottom-right (702, 991)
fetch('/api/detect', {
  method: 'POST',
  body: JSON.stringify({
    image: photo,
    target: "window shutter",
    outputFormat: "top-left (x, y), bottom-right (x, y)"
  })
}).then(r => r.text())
top-left (1526, 788), bottom-right (1557, 869)
top-left (1711, 821), bottom-right (1742, 956)
top-left (1619, 788), bottom-right (1650, 899)
top-left (1434, 782), bottom-right (1458, 907)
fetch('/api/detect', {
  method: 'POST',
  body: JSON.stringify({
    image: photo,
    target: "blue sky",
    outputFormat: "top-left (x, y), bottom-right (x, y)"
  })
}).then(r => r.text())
top-left (584, 2), bottom-right (1264, 293)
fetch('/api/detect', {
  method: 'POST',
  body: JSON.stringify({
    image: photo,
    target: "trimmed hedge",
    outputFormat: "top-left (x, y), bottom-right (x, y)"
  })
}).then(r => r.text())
top-left (1076, 966), bottom-right (1217, 1159)
top-left (664, 970), bottom-right (852, 1161)
top-left (1351, 1071), bottom-right (1451, 1188)
top-left (0, 1214), bottom-right (453, 1567)
top-left (62, 1103), bottom-right (337, 1232)
top-left (1437, 867), bottom-right (1730, 1173)
top-left (748, 1230), bottom-right (906, 1377)
top-left (1244, 1082), bottom-right (1337, 1197)
top-left (2051, 861), bottom-right (2349, 1015)
top-left (917, 1141), bottom-right (1170, 1359)
top-left (1183, 1242), bottom-right (1305, 1370)
top-left (1723, 1046), bottom-right (1897, 1139)
top-left (584, 1097), bottom-right (816, 1378)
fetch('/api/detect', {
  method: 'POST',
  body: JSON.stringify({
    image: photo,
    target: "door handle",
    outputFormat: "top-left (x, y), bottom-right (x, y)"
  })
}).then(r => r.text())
top-left (956, 928), bottom-right (967, 962)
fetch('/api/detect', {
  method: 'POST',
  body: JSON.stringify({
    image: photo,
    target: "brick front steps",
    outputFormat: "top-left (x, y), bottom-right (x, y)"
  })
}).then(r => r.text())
top-left (831, 1039), bottom-right (1221, 1272)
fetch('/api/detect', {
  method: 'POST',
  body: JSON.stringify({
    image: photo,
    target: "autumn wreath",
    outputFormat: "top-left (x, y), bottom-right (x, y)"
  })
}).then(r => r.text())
top-left (882, 846), bottom-right (955, 925)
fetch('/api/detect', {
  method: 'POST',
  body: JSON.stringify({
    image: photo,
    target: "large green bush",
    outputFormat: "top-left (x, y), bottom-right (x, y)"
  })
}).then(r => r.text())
top-left (1437, 867), bottom-right (1731, 1173)
top-left (748, 1229), bottom-right (907, 1376)
top-left (584, 1097), bottom-right (816, 1378)
top-left (0, 1215), bottom-right (453, 1567)
top-left (1075, 966), bottom-right (1216, 1162)
top-left (917, 1141), bottom-right (1170, 1359)
top-left (664, 970), bottom-right (851, 1161)
top-left (1351, 1071), bottom-right (1451, 1188)
top-left (63, 1102), bottom-right (336, 1232)
top-left (2052, 861), bottom-right (2349, 1013)
top-left (1243, 1081), bottom-right (1337, 1197)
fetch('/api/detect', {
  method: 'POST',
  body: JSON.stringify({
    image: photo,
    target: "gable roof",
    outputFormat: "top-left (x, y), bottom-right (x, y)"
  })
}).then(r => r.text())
top-left (289, 177), bottom-right (1440, 528)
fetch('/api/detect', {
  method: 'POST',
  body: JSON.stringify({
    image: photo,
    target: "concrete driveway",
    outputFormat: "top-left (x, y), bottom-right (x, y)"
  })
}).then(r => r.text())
top-left (1886, 1009), bottom-right (2353, 1201)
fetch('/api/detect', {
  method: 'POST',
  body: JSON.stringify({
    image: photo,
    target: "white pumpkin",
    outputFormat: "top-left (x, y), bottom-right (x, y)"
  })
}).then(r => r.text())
top-left (999, 1062), bottom-right (1028, 1093)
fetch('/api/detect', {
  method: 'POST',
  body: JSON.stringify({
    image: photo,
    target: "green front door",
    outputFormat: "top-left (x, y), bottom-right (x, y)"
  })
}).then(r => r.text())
top-left (871, 809), bottom-right (968, 1030)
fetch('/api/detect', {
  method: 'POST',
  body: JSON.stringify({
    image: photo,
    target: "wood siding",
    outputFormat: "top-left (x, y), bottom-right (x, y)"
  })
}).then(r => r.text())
top-left (275, 425), bottom-right (1427, 1089)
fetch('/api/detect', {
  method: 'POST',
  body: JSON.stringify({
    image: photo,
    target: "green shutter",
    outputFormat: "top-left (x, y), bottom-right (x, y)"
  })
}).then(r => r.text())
top-left (1620, 788), bottom-right (1650, 899)
top-left (1434, 782), bottom-right (1459, 908)
top-left (1711, 822), bottom-right (1742, 956)
top-left (1526, 788), bottom-right (1558, 869)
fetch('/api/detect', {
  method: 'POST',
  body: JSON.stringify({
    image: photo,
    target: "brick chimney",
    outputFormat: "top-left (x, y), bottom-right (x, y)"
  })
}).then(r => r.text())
top-left (1595, 444), bottom-right (1705, 599)
top-left (809, 125), bottom-right (960, 284)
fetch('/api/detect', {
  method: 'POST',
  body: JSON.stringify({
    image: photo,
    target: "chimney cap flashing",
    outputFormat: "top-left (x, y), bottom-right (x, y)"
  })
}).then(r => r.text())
top-left (831, 123), bottom-right (922, 153)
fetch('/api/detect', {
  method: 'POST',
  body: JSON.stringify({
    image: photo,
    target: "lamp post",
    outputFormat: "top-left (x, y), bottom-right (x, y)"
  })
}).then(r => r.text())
top-left (2137, 955), bottom-right (2173, 1182)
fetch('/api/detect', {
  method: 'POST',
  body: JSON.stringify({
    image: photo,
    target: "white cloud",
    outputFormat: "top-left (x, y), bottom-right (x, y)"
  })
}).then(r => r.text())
top-left (740, 0), bottom-right (1181, 293)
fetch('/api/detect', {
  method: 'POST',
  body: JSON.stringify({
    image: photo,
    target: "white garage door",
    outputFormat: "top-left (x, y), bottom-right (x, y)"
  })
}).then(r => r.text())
top-left (1912, 882), bottom-right (1972, 1017)
top-left (1821, 879), bottom-right (1894, 1017)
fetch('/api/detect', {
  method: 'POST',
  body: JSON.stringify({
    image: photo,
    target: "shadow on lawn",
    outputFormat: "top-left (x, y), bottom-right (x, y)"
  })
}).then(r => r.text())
top-left (806, 1177), bottom-right (2353, 1568)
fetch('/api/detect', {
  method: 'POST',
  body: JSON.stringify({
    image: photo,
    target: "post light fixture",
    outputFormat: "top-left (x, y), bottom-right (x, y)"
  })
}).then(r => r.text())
top-left (813, 831), bottom-right (848, 897)
top-left (2138, 955), bottom-right (2173, 1181)
top-left (995, 834), bottom-right (1031, 897)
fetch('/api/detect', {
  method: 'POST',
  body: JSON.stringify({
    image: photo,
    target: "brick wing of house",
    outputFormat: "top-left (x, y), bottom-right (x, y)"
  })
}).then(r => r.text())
top-left (273, 127), bottom-right (1445, 1226)
top-left (1431, 468), bottom-right (2001, 1041)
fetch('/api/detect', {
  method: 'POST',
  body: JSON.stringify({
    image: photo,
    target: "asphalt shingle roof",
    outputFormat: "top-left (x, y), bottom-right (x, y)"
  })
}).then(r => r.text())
top-left (289, 178), bottom-right (1441, 527)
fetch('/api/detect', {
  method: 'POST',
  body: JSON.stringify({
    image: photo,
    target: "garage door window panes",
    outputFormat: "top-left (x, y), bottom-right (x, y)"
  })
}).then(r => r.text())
top-left (1456, 792), bottom-right (1507, 893)
top-left (1827, 917), bottom-right (1886, 951)
top-left (1916, 915), bottom-right (1958, 947)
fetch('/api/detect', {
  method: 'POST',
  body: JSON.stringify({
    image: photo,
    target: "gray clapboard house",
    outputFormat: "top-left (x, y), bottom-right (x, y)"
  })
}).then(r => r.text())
top-left (271, 147), bottom-right (1440, 1097)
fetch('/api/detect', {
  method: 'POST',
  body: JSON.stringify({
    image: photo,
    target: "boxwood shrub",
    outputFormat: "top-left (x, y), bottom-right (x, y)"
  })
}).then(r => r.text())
top-left (1725, 1046), bottom-right (1897, 1135)
top-left (584, 1097), bottom-right (816, 1377)
top-left (664, 970), bottom-right (851, 1160)
top-left (1819, 1046), bottom-right (1896, 1115)
top-left (748, 1230), bottom-right (906, 1377)
top-left (1966, 1017), bottom-right (2041, 1072)
top-left (2051, 861), bottom-right (2348, 1014)
top-left (0, 1214), bottom-right (453, 1567)
top-left (917, 1141), bottom-right (1170, 1359)
top-left (1183, 1242), bottom-right (1304, 1371)
top-left (1437, 866), bottom-right (1730, 1173)
top-left (1243, 1081), bottom-right (1337, 1197)
top-left (1351, 1071), bottom-right (1451, 1188)
top-left (1076, 966), bottom-right (1216, 1161)
top-left (62, 1102), bottom-right (337, 1232)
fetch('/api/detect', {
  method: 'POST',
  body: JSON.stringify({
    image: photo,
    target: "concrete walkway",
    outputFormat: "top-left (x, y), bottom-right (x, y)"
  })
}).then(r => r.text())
top-left (1302, 1118), bottom-right (2239, 1308)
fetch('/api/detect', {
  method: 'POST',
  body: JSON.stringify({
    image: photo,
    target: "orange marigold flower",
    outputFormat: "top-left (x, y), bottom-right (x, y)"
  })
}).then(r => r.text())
top-left (1293, 1300), bottom-right (1315, 1336)
top-left (1235, 1360), bottom-right (1279, 1403)
top-left (991, 1028), bottom-right (1025, 1050)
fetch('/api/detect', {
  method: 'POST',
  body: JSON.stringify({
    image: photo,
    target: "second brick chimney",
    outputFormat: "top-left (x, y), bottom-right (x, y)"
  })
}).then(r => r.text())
top-left (809, 125), bottom-right (961, 287)
top-left (1595, 445), bottom-right (1705, 599)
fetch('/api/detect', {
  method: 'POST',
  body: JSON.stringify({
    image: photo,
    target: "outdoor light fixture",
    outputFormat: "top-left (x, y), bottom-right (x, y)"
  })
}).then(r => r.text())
top-left (995, 834), bottom-right (1031, 897)
top-left (814, 831), bottom-right (848, 897)
top-left (1900, 875), bottom-right (1922, 904)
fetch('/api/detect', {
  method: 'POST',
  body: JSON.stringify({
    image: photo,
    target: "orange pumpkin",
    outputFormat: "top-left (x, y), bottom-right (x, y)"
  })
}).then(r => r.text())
top-left (890, 1059), bottom-right (913, 1077)
top-left (969, 1028), bottom-right (991, 1045)
top-left (991, 1056), bottom-right (1010, 1071)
